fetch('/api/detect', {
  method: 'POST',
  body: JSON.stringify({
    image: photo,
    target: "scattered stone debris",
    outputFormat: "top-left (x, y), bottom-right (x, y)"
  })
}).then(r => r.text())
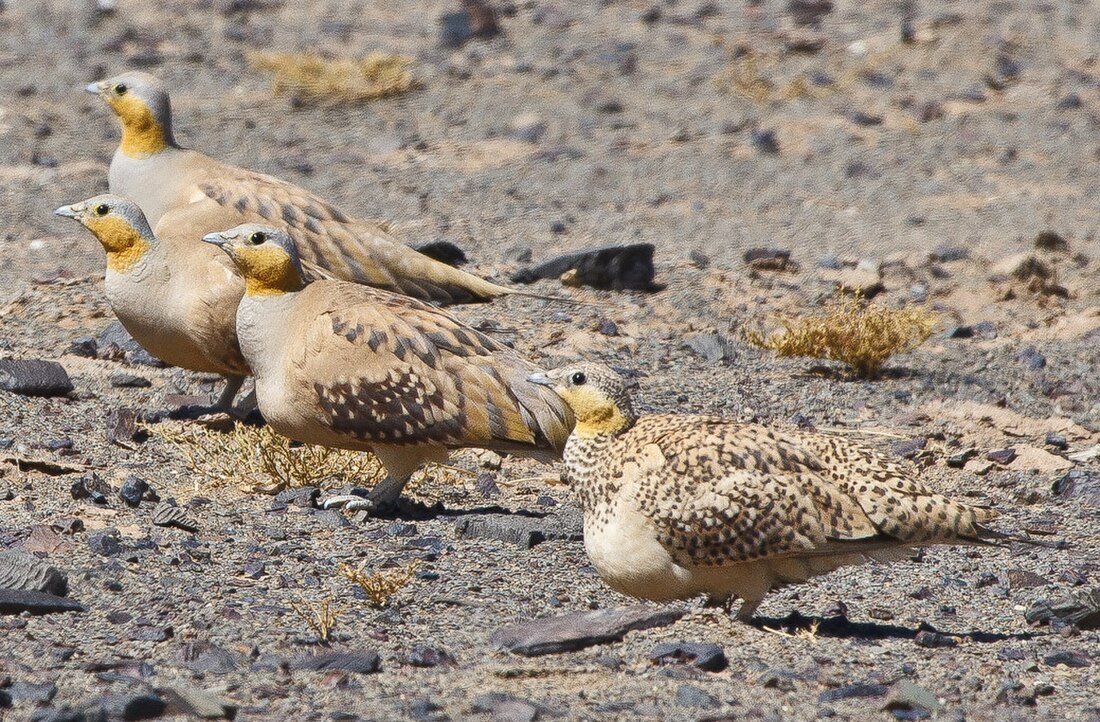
top-left (491, 605), bottom-right (687, 656)
top-left (512, 244), bottom-right (659, 291)
top-left (649, 642), bottom-right (728, 672)
top-left (1052, 470), bottom-right (1100, 506)
top-left (683, 333), bottom-right (733, 364)
top-left (454, 510), bottom-right (583, 549)
top-left (744, 248), bottom-right (797, 272)
top-left (0, 359), bottom-right (73, 397)
top-left (913, 630), bottom-right (957, 648)
top-left (1025, 588), bottom-right (1100, 630)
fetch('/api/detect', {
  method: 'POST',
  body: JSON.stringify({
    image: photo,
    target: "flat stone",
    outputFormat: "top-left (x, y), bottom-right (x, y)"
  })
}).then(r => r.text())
top-left (96, 321), bottom-right (167, 367)
top-left (152, 503), bottom-right (199, 533)
top-left (109, 372), bottom-right (151, 388)
top-left (454, 510), bottom-right (583, 549)
top-left (0, 550), bottom-right (68, 595)
top-left (177, 641), bottom-right (242, 674)
top-left (986, 448), bottom-right (1017, 465)
top-left (81, 693), bottom-right (165, 720)
top-left (649, 642), bottom-right (728, 672)
top-left (0, 589), bottom-right (84, 615)
top-left (0, 359), bottom-right (73, 397)
top-left (883, 680), bottom-right (944, 716)
top-left (1003, 568), bottom-right (1047, 590)
top-left (1024, 588), bottom-right (1100, 630)
top-left (158, 685), bottom-right (238, 719)
top-left (7, 680), bottom-right (58, 705)
top-left (490, 605), bottom-right (687, 656)
top-left (1052, 470), bottom-right (1100, 507)
top-left (292, 649), bottom-right (381, 674)
top-left (1044, 650), bottom-right (1091, 668)
top-left (675, 684), bottom-right (720, 709)
top-left (106, 407), bottom-right (141, 446)
top-left (683, 334), bottom-right (732, 364)
top-left (913, 630), bottom-right (957, 648)
top-left (819, 683), bottom-right (889, 703)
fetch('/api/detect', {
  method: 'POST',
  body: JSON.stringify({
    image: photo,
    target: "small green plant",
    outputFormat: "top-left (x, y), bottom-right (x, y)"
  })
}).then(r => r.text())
top-left (338, 561), bottom-right (421, 608)
top-left (250, 52), bottom-right (418, 103)
top-left (746, 296), bottom-right (936, 378)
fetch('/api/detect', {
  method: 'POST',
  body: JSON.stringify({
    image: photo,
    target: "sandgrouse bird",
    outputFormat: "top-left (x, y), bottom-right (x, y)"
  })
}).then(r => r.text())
top-left (203, 224), bottom-right (573, 514)
top-left (531, 363), bottom-right (1019, 622)
top-left (85, 70), bottom-right (516, 305)
top-left (55, 195), bottom-right (253, 412)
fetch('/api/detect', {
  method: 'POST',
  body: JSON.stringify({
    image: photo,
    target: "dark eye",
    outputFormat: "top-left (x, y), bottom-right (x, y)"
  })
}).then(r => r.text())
top-left (94, 204), bottom-right (109, 216)
top-left (248, 231), bottom-right (266, 245)
top-left (570, 371), bottom-right (587, 386)
top-left (114, 83), bottom-right (128, 95)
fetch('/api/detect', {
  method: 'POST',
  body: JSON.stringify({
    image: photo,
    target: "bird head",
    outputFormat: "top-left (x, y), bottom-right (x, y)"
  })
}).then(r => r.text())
top-left (203, 224), bottom-right (307, 296)
top-left (529, 363), bottom-right (636, 436)
top-left (54, 195), bottom-right (155, 272)
top-left (86, 71), bottom-right (175, 157)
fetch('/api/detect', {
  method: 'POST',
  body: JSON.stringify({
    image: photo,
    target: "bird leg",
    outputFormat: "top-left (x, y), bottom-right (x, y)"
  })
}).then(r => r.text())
top-left (736, 598), bottom-right (763, 624)
top-left (322, 474), bottom-right (411, 519)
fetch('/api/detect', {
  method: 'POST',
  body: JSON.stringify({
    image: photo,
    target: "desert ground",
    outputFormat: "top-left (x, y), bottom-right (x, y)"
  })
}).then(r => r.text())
top-left (0, 0), bottom-right (1098, 720)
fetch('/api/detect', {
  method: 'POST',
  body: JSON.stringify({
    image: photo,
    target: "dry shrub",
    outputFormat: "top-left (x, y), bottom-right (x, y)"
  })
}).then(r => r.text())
top-left (338, 561), bottom-right (421, 608)
top-left (746, 296), bottom-right (937, 378)
top-left (147, 421), bottom-right (383, 493)
top-left (250, 52), bottom-right (418, 103)
top-left (290, 599), bottom-right (345, 643)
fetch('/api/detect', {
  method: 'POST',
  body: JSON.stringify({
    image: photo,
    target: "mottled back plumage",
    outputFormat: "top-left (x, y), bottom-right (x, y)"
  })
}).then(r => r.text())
top-left (536, 362), bottom-right (1006, 621)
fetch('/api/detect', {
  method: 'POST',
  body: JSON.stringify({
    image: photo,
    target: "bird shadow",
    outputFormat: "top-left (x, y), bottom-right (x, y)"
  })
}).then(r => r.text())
top-left (364, 499), bottom-right (562, 522)
top-left (751, 611), bottom-right (1042, 643)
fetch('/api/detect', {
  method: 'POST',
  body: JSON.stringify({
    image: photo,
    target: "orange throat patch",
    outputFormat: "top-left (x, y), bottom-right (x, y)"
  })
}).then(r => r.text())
top-left (238, 246), bottom-right (305, 297)
top-left (85, 216), bottom-right (151, 273)
top-left (111, 96), bottom-right (169, 158)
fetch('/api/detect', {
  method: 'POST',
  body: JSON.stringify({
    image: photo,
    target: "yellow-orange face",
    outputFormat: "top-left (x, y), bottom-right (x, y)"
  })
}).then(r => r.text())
top-left (202, 225), bottom-right (306, 296)
top-left (87, 72), bottom-right (172, 157)
top-left (532, 364), bottom-right (635, 437)
top-left (54, 195), bottom-right (155, 273)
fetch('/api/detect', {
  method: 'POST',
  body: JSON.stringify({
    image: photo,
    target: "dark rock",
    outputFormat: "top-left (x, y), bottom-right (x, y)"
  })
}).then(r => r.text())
top-left (119, 476), bottom-right (152, 507)
top-left (0, 551), bottom-right (68, 595)
top-left (1024, 588), bottom-right (1100, 630)
top-left (292, 649), bottom-right (381, 674)
top-left (916, 101), bottom-right (944, 122)
top-left (274, 486), bottom-right (318, 508)
top-left (512, 244), bottom-right (658, 292)
top-left (157, 686), bottom-right (238, 720)
top-left (404, 646), bottom-right (456, 668)
top-left (439, 1), bottom-right (499, 48)
top-left (986, 448), bottom-right (1017, 465)
top-left (689, 250), bottom-right (710, 269)
top-left (242, 560), bottom-right (265, 579)
top-left (819, 683), bottom-right (888, 702)
top-left (890, 437), bottom-right (926, 459)
top-left (649, 642), bottom-right (728, 672)
top-left (945, 325), bottom-right (974, 339)
top-left (1014, 348), bottom-right (1046, 370)
top-left (415, 240), bottom-right (468, 267)
top-left (883, 680), bottom-right (944, 717)
top-left (851, 111), bottom-right (882, 126)
top-left (489, 699), bottom-right (538, 722)
top-left (96, 321), bottom-right (166, 367)
top-left (532, 4), bottom-right (572, 28)
top-left (640, 6), bottom-right (661, 23)
top-left (913, 630), bottom-right (957, 648)
top-left (45, 437), bottom-right (73, 451)
top-left (596, 318), bottom-right (619, 336)
top-left (0, 359), bottom-right (73, 397)
top-left (106, 407), bottom-right (143, 446)
top-left (744, 247), bottom-right (795, 271)
top-left (1043, 650), bottom-right (1091, 668)
top-left (929, 245), bottom-right (969, 262)
top-left (683, 334), bottom-right (732, 364)
top-left (946, 449), bottom-right (978, 468)
top-left (985, 53), bottom-right (1021, 90)
top-left (454, 510), bottom-right (582, 549)
top-left (68, 337), bottom-right (98, 358)
top-left (490, 605), bottom-right (687, 656)
top-left (1055, 93), bottom-right (1082, 110)
top-left (152, 503), bottom-right (199, 533)
top-left (130, 625), bottom-right (173, 642)
top-left (675, 684), bottom-right (719, 709)
top-left (81, 693), bottom-right (165, 720)
top-left (7, 680), bottom-right (58, 705)
top-left (474, 473), bottom-right (499, 498)
top-left (0, 589), bottom-right (84, 615)
top-left (109, 372), bottom-right (151, 388)
top-left (1052, 470), bottom-right (1100, 506)
top-left (1034, 231), bottom-right (1068, 252)
top-left (178, 641), bottom-right (242, 674)
top-left (1044, 432), bottom-right (1068, 450)
top-left (750, 129), bottom-right (780, 154)
top-left (407, 697), bottom-right (446, 721)
top-left (87, 530), bottom-right (123, 557)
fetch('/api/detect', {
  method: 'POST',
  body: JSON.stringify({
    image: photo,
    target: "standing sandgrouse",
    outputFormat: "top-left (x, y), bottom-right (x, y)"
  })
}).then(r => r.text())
top-left (55, 195), bottom-right (251, 412)
top-left (85, 71), bottom-right (516, 305)
top-left (531, 363), bottom-right (1018, 622)
top-left (202, 224), bottom-right (573, 515)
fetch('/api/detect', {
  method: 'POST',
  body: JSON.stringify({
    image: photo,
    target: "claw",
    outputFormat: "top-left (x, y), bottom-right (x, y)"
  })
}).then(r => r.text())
top-left (321, 494), bottom-right (374, 511)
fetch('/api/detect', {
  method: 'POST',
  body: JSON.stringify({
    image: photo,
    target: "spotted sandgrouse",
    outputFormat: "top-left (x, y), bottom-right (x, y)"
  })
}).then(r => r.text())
top-left (532, 362), bottom-right (1018, 622)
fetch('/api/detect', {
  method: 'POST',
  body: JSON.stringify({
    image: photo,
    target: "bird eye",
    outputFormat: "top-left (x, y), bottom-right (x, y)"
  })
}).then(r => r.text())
top-left (248, 232), bottom-right (266, 245)
top-left (570, 371), bottom-right (587, 386)
top-left (114, 83), bottom-right (128, 95)
top-left (94, 204), bottom-right (109, 216)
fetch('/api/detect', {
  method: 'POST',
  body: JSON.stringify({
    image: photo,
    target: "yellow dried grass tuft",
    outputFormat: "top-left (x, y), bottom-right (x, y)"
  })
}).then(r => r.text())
top-left (145, 421), bottom-right (383, 494)
top-left (338, 560), bottom-right (421, 608)
top-left (290, 598), bottom-right (346, 643)
top-left (250, 51), bottom-right (418, 103)
top-left (746, 296), bottom-right (937, 378)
